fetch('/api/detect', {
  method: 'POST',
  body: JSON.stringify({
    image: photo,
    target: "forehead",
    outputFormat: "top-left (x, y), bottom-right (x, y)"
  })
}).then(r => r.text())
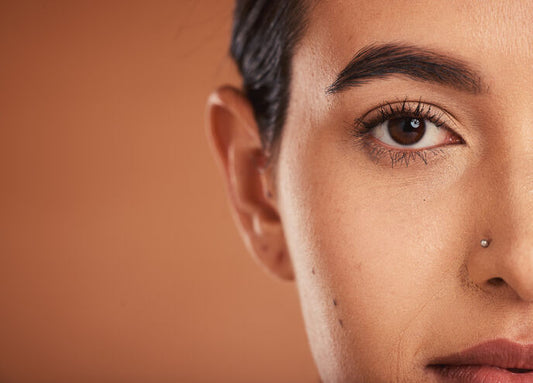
top-left (299, 0), bottom-right (533, 81)
top-left (306, 0), bottom-right (533, 50)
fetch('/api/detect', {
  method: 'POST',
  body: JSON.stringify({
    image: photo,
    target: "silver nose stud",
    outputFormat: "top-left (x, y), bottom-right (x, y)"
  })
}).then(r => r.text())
top-left (480, 239), bottom-right (491, 248)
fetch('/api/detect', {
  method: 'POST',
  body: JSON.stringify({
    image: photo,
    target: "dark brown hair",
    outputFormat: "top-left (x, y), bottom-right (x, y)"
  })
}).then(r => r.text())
top-left (230, 0), bottom-right (310, 155)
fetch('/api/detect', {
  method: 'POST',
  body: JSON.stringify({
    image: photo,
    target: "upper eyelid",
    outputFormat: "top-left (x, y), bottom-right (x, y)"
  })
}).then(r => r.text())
top-left (365, 100), bottom-right (456, 119)
top-left (356, 100), bottom-right (460, 130)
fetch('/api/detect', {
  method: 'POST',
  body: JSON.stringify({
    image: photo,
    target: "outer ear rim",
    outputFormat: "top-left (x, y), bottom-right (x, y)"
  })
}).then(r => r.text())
top-left (205, 85), bottom-right (263, 202)
top-left (204, 85), bottom-right (294, 282)
top-left (206, 85), bottom-right (260, 149)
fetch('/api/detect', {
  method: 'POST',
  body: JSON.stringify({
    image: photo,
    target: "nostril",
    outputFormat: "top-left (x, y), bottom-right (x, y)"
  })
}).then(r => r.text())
top-left (488, 277), bottom-right (505, 286)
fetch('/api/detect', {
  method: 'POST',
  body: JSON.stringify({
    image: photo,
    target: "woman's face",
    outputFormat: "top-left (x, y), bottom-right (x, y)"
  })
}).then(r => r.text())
top-left (276, 0), bottom-right (533, 381)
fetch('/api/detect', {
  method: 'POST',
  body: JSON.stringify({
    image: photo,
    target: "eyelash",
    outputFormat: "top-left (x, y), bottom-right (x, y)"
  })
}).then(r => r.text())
top-left (351, 99), bottom-right (463, 168)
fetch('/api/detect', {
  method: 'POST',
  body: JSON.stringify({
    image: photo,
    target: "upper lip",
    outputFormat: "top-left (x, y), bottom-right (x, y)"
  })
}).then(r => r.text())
top-left (428, 339), bottom-right (533, 370)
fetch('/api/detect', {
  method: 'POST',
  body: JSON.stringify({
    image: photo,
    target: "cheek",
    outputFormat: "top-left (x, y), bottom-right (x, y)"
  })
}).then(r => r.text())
top-left (277, 125), bottom-right (478, 380)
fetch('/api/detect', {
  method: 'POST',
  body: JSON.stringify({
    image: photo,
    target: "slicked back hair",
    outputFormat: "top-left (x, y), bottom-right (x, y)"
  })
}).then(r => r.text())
top-left (230, 0), bottom-right (310, 156)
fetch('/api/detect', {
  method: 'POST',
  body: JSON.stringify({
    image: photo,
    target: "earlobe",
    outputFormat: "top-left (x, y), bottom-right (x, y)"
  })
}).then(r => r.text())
top-left (205, 86), bottom-right (294, 281)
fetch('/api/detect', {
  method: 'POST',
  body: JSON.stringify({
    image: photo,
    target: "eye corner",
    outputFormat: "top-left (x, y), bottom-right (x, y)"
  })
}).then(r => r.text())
top-left (443, 126), bottom-right (466, 146)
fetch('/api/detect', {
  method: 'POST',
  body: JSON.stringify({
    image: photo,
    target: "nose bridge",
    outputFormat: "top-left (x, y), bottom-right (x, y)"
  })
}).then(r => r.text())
top-left (504, 113), bottom-right (533, 234)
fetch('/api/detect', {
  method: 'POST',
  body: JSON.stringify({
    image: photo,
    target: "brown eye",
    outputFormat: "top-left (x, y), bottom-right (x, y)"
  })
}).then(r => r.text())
top-left (366, 103), bottom-right (462, 152)
top-left (388, 118), bottom-right (426, 145)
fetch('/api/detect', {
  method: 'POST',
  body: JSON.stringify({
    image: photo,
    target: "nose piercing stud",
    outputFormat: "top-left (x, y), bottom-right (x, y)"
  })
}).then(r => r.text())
top-left (480, 239), bottom-right (491, 248)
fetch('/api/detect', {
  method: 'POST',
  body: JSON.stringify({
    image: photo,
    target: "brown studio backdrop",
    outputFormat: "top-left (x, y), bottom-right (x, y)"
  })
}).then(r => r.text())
top-left (0, 1), bottom-right (318, 382)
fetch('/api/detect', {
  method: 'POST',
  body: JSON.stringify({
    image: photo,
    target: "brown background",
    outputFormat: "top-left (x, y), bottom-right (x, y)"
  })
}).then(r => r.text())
top-left (0, 1), bottom-right (318, 382)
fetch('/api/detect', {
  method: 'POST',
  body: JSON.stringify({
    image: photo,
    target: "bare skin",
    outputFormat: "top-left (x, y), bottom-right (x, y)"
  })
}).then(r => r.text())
top-left (207, 1), bottom-right (533, 381)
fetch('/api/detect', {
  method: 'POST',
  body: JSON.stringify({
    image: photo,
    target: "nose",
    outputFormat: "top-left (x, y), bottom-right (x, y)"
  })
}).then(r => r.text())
top-left (468, 233), bottom-right (533, 302)
top-left (500, 238), bottom-right (533, 302)
top-left (467, 150), bottom-right (533, 302)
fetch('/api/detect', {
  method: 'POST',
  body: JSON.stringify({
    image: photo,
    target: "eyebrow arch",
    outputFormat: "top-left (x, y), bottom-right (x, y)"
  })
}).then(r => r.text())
top-left (326, 43), bottom-right (484, 95)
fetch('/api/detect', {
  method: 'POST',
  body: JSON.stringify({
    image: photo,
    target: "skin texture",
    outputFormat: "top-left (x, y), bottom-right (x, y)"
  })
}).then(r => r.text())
top-left (207, 1), bottom-right (533, 381)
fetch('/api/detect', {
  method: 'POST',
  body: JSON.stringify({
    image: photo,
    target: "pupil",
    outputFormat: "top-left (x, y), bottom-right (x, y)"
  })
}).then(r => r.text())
top-left (388, 118), bottom-right (426, 145)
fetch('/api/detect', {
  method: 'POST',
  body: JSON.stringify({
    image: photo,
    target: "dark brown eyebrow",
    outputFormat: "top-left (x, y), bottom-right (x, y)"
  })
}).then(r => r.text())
top-left (326, 43), bottom-right (484, 95)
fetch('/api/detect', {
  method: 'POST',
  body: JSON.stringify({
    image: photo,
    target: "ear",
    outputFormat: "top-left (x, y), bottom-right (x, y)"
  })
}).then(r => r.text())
top-left (205, 86), bottom-right (294, 281)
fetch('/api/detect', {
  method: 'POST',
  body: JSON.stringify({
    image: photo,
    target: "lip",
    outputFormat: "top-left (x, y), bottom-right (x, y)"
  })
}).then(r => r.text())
top-left (427, 339), bottom-right (533, 383)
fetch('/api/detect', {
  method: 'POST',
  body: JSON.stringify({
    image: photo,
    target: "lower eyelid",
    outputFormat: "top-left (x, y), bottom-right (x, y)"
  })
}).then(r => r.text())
top-left (368, 135), bottom-right (447, 152)
top-left (361, 137), bottom-right (448, 168)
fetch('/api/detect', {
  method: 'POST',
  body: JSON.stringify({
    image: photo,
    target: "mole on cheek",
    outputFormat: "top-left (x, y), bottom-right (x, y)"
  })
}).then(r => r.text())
top-left (312, 267), bottom-right (315, 275)
top-left (333, 299), bottom-right (344, 329)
